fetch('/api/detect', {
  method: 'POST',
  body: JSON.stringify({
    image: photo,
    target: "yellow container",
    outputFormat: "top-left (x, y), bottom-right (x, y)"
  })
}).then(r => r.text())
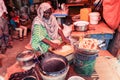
top-left (80, 8), bottom-right (92, 21)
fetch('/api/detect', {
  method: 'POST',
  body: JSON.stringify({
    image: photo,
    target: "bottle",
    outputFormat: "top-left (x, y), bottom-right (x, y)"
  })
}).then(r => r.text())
top-left (80, 8), bottom-right (92, 21)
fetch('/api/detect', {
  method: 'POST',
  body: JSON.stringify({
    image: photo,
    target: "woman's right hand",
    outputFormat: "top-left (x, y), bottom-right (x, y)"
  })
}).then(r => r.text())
top-left (42, 38), bottom-right (61, 50)
top-left (51, 43), bottom-right (60, 50)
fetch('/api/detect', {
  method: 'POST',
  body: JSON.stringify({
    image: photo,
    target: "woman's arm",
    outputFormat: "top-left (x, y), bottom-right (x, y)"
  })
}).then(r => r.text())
top-left (42, 38), bottom-right (60, 50)
top-left (58, 28), bottom-right (70, 44)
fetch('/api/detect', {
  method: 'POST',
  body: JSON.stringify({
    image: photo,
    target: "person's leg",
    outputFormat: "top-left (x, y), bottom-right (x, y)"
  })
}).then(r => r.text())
top-left (20, 26), bottom-right (27, 38)
top-left (0, 38), bottom-right (2, 53)
top-left (0, 37), bottom-right (7, 54)
top-left (0, 58), bottom-right (2, 67)
top-left (4, 35), bottom-right (13, 48)
top-left (15, 28), bottom-right (23, 41)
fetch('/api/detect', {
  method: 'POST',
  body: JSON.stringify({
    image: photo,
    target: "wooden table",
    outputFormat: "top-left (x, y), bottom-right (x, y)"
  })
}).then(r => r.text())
top-left (71, 22), bottom-right (114, 50)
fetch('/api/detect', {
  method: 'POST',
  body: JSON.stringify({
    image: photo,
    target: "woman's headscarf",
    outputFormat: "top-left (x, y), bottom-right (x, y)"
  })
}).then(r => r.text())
top-left (32, 2), bottom-right (60, 40)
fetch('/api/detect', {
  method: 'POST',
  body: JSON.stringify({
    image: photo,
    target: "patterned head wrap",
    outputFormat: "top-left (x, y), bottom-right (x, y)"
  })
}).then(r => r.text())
top-left (33, 2), bottom-right (60, 40)
top-left (37, 2), bottom-right (52, 19)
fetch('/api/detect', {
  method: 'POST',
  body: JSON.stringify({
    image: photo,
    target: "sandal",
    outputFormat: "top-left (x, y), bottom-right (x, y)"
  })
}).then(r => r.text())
top-left (19, 37), bottom-right (23, 41)
top-left (23, 36), bottom-right (27, 39)
top-left (1, 48), bottom-right (7, 54)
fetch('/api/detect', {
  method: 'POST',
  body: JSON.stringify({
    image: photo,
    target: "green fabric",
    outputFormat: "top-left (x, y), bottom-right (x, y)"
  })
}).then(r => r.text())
top-left (31, 24), bottom-right (51, 53)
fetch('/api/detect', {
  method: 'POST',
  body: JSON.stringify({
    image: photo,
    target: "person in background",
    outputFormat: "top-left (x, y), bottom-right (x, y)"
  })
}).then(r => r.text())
top-left (28, 0), bottom-right (33, 6)
top-left (0, 12), bottom-right (9, 54)
top-left (103, 0), bottom-right (120, 56)
top-left (20, 13), bottom-right (32, 30)
top-left (0, 0), bottom-right (8, 16)
top-left (50, 0), bottom-right (66, 10)
top-left (31, 2), bottom-right (70, 53)
top-left (0, 0), bottom-right (12, 54)
top-left (9, 10), bottom-right (28, 41)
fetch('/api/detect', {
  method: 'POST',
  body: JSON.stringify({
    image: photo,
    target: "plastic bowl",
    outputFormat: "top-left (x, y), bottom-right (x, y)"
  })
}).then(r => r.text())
top-left (68, 76), bottom-right (85, 80)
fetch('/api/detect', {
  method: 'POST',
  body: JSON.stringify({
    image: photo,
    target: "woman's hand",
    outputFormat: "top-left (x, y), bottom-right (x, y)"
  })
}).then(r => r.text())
top-left (42, 38), bottom-right (61, 50)
top-left (51, 42), bottom-right (60, 50)
top-left (63, 38), bottom-right (70, 44)
top-left (58, 29), bottom-right (70, 44)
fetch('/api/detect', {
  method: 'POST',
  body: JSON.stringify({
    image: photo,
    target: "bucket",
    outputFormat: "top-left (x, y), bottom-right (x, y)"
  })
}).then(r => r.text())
top-left (38, 52), bottom-right (69, 80)
top-left (73, 51), bottom-right (98, 76)
top-left (89, 12), bottom-right (101, 24)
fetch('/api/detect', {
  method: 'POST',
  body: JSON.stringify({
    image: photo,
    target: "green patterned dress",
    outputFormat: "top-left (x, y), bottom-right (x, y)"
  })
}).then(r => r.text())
top-left (31, 24), bottom-right (51, 53)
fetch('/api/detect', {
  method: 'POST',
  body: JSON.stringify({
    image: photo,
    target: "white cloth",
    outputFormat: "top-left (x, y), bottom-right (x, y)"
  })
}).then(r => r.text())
top-left (0, 0), bottom-right (7, 17)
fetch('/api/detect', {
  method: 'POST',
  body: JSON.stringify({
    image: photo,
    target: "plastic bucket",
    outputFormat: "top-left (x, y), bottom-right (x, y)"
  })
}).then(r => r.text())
top-left (73, 51), bottom-right (98, 76)
top-left (89, 12), bottom-right (100, 24)
top-left (38, 52), bottom-right (69, 80)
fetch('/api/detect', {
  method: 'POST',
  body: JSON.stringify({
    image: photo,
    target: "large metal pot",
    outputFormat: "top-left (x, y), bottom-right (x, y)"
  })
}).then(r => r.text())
top-left (74, 21), bottom-right (89, 31)
top-left (38, 52), bottom-right (69, 80)
top-left (16, 50), bottom-right (36, 70)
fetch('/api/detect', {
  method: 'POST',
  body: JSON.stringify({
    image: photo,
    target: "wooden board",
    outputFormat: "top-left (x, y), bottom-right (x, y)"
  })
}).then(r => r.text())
top-left (49, 45), bottom-right (74, 56)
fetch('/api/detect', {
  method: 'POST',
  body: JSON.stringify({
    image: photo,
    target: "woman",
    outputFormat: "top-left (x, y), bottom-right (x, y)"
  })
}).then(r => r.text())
top-left (31, 2), bottom-right (70, 53)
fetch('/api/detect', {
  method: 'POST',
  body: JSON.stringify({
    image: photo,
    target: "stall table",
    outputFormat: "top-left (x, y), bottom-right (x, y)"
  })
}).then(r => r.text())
top-left (71, 22), bottom-right (114, 50)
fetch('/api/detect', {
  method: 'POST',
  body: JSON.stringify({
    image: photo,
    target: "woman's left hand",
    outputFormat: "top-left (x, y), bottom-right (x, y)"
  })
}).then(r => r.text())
top-left (63, 38), bottom-right (70, 44)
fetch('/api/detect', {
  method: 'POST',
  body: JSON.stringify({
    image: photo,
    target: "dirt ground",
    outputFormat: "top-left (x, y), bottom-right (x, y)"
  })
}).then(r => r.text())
top-left (0, 32), bottom-right (31, 77)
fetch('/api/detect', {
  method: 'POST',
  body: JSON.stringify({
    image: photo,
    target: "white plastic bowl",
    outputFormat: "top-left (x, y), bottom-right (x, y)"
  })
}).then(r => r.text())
top-left (68, 76), bottom-right (85, 80)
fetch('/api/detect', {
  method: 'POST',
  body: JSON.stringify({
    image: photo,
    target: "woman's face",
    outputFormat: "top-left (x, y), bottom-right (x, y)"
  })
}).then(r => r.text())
top-left (43, 8), bottom-right (52, 19)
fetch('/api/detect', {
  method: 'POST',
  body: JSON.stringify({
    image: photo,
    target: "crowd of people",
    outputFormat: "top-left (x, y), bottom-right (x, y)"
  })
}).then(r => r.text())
top-left (0, 0), bottom-right (33, 54)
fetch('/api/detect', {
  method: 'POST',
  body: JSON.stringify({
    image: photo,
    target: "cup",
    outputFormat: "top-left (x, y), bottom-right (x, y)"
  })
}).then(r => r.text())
top-left (89, 12), bottom-right (101, 24)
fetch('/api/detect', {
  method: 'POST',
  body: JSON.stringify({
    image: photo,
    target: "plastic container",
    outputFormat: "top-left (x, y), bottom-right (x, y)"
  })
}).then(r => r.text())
top-left (68, 76), bottom-right (85, 80)
top-left (89, 12), bottom-right (101, 24)
top-left (80, 8), bottom-right (92, 21)
top-left (73, 51), bottom-right (98, 76)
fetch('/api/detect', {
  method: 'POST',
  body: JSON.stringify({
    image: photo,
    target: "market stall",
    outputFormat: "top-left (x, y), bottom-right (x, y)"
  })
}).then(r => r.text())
top-left (0, 0), bottom-right (120, 80)
top-left (71, 21), bottom-right (114, 50)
